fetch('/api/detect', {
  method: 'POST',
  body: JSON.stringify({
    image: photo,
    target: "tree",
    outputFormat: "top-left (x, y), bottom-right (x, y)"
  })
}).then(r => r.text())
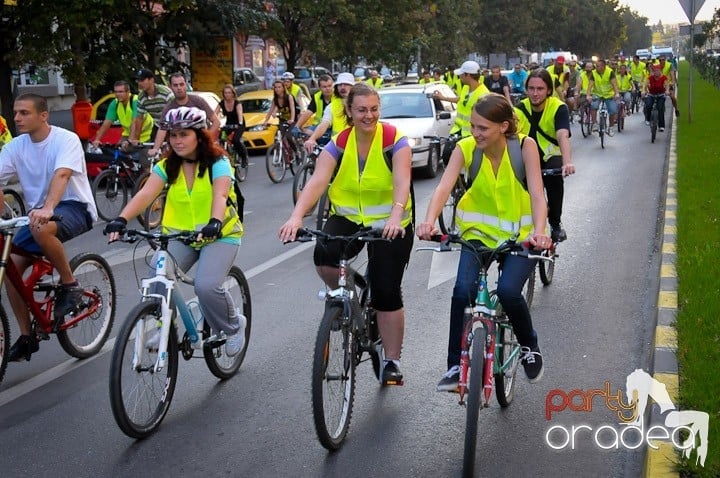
top-left (619, 7), bottom-right (652, 54)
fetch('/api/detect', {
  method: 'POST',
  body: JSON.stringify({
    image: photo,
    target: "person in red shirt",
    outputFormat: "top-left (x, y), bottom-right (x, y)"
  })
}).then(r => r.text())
top-left (644, 64), bottom-right (669, 131)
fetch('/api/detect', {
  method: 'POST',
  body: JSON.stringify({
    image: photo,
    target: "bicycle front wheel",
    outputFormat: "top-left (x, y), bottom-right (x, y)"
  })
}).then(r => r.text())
top-left (2, 188), bottom-right (25, 218)
top-left (266, 144), bottom-right (287, 183)
top-left (109, 302), bottom-right (179, 438)
top-left (204, 266), bottom-right (252, 379)
top-left (463, 324), bottom-right (488, 477)
top-left (93, 169), bottom-right (129, 221)
top-left (312, 305), bottom-right (356, 451)
top-left (56, 253), bottom-right (116, 358)
top-left (599, 115), bottom-right (606, 149)
top-left (651, 109), bottom-right (658, 143)
top-left (494, 321), bottom-right (520, 407)
top-left (0, 304), bottom-right (9, 386)
top-left (539, 252), bottom-right (556, 286)
top-left (235, 150), bottom-right (248, 183)
top-left (522, 266), bottom-right (535, 308)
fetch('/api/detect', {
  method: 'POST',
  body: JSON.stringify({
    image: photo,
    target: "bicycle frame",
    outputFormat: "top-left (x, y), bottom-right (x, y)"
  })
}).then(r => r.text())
top-left (0, 217), bottom-right (101, 334)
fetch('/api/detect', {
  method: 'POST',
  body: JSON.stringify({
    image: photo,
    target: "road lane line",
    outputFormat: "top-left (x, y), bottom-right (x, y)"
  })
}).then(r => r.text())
top-left (0, 240), bottom-right (314, 407)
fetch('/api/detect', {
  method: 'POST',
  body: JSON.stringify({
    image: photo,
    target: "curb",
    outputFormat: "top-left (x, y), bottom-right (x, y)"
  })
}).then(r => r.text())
top-left (642, 117), bottom-right (679, 477)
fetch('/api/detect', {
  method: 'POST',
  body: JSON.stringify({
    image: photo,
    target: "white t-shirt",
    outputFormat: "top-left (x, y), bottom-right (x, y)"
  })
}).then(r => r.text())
top-left (0, 126), bottom-right (98, 220)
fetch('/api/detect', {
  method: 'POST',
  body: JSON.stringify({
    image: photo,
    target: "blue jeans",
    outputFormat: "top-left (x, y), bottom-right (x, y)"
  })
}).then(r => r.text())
top-left (447, 240), bottom-right (538, 368)
top-left (644, 95), bottom-right (666, 128)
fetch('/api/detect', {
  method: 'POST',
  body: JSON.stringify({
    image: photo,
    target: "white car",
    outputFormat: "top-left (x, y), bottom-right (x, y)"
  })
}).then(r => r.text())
top-left (378, 83), bottom-right (456, 178)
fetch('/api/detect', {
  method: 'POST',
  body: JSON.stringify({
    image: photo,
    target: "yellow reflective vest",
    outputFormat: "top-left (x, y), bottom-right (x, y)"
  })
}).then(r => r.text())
top-left (159, 159), bottom-right (243, 243)
top-left (591, 68), bottom-right (615, 99)
top-left (453, 83), bottom-right (489, 137)
top-left (515, 97), bottom-right (563, 161)
top-left (329, 97), bottom-right (349, 135)
top-left (455, 135), bottom-right (533, 247)
top-left (328, 124), bottom-right (411, 228)
top-left (0, 114), bottom-right (12, 150)
top-left (115, 96), bottom-right (153, 142)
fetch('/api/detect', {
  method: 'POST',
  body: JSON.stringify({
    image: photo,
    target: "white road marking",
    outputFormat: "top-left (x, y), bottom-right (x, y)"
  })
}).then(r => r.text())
top-left (0, 240), bottom-right (314, 407)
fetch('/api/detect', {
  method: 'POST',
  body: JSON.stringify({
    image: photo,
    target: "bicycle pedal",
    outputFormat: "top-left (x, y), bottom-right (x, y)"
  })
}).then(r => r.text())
top-left (382, 378), bottom-right (404, 386)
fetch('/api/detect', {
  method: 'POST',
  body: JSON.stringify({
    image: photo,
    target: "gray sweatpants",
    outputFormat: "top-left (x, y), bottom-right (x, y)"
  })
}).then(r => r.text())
top-left (153, 240), bottom-right (242, 335)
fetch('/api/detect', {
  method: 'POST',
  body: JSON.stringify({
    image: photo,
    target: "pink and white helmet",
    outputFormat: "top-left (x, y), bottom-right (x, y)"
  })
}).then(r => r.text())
top-left (160, 106), bottom-right (207, 130)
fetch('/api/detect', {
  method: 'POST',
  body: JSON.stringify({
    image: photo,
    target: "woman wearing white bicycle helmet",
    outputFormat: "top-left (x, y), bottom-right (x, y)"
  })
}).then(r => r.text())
top-left (104, 106), bottom-right (247, 356)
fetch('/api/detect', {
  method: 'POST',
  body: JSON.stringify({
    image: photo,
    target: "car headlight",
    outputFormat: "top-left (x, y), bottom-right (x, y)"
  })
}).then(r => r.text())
top-left (249, 124), bottom-right (269, 132)
top-left (407, 137), bottom-right (422, 147)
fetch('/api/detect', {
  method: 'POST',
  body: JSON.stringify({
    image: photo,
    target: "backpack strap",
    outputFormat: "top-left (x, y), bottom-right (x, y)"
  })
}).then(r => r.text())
top-left (467, 136), bottom-right (526, 191)
top-left (517, 102), bottom-right (560, 146)
top-left (208, 162), bottom-right (244, 222)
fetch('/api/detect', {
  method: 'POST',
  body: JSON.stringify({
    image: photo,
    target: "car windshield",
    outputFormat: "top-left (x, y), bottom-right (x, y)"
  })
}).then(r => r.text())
top-left (241, 98), bottom-right (272, 113)
top-left (380, 92), bottom-right (433, 119)
top-left (294, 68), bottom-right (311, 79)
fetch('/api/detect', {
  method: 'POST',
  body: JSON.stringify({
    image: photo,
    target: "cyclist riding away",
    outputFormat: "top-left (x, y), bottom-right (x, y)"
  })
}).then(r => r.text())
top-left (417, 94), bottom-right (550, 390)
top-left (279, 83), bottom-right (414, 384)
top-left (515, 69), bottom-right (575, 243)
top-left (644, 64), bottom-right (669, 132)
top-left (91, 80), bottom-right (153, 149)
top-left (0, 94), bottom-right (97, 362)
top-left (104, 106), bottom-right (246, 356)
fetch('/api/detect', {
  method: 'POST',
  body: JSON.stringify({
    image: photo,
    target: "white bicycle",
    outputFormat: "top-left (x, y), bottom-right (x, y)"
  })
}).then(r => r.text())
top-left (108, 229), bottom-right (252, 438)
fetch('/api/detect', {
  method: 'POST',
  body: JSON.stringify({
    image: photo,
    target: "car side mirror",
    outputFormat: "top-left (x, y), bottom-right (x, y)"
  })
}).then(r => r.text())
top-left (437, 111), bottom-right (451, 120)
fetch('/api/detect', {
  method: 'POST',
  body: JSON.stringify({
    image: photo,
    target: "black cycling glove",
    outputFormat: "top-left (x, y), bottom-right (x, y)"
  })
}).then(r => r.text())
top-left (103, 217), bottom-right (127, 235)
top-left (200, 218), bottom-right (223, 240)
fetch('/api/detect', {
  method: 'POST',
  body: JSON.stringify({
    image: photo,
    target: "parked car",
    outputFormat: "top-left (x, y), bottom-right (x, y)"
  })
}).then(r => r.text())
top-left (353, 66), bottom-right (371, 82)
top-left (237, 89), bottom-right (278, 152)
top-left (378, 83), bottom-right (456, 178)
top-left (234, 68), bottom-right (264, 96)
top-left (293, 66), bottom-right (332, 93)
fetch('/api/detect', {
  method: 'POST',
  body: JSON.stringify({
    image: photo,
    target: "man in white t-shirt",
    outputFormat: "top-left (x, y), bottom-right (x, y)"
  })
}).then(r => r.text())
top-left (0, 93), bottom-right (98, 362)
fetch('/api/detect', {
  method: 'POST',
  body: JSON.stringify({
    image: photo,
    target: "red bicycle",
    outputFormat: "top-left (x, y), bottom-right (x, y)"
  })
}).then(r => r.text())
top-left (0, 216), bottom-right (116, 386)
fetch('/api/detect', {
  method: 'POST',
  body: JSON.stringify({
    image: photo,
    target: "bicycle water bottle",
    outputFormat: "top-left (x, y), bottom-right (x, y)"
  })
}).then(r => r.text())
top-left (187, 299), bottom-right (204, 349)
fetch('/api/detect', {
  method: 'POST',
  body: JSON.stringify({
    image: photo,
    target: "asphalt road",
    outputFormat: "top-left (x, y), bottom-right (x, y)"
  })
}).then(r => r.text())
top-left (0, 109), bottom-right (671, 478)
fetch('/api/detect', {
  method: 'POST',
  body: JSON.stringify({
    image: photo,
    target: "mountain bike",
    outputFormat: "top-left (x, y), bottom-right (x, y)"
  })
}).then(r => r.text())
top-left (265, 122), bottom-right (305, 184)
top-left (0, 215), bottom-right (116, 386)
top-left (290, 227), bottom-right (394, 450)
top-left (578, 99), bottom-right (593, 138)
top-left (108, 228), bottom-right (252, 438)
top-left (2, 188), bottom-right (26, 219)
top-left (418, 233), bottom-right (552, 477)
top-left (645, 93), bottom-right (665, 144)
top-left (630, 83), bottom-right (642, 114)
top-left (594, 97), bottom-right (610, 149)
top-left (219, 124), bottom-right (249, 183)
top-left (91, 143), bottom-right (160, 225)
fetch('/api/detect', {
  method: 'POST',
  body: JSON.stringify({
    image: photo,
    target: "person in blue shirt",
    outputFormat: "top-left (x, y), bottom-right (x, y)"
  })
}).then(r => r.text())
top-left (509, 64), bottom-right (528, 95)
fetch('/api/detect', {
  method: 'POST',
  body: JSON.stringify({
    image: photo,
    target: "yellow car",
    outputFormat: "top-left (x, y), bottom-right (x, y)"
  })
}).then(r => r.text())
top-left (238, 89), bottom-right (278, 151)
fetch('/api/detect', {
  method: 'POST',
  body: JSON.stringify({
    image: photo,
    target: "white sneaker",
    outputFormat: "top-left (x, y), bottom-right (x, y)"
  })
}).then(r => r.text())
top-left (225, 309), bottom-right (247, 357)
top-left (659, 127), bottom-right (665, 132)
top-left (645, 121), bottom-right (650, 126)
top-left (607, 127), bottom-right (614, 137)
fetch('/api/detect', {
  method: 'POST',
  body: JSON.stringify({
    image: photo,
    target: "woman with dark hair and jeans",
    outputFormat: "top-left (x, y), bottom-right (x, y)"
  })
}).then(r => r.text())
top-left (279, 83), bottom-right (413, 384)
top-left (105, 106), bottom-right (246, 356)
top-left (417, 93), bottom-right (551, 391)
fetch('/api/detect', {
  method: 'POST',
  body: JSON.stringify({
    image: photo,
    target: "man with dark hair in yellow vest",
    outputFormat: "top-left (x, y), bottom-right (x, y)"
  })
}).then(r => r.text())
top-left (516, 69), bottom-right (575, 243)
top-left (296, 74), bottom-right (334, 144)
top-left (91, 80), bottom-right (153, 149)
top-left (433, 60), bottom-right (490, 138)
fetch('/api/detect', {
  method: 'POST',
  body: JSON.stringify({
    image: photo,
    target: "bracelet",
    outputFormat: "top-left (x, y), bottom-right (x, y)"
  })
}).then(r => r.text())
top-left (392, 202), bottom-right (405, 209)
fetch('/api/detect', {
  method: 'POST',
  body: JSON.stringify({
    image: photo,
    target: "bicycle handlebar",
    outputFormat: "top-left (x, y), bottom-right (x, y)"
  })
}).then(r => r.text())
top-left (117, 228), bottom-right (198, 247)
top-left (417, 233), bottom-right (553, 264)
top-left (289, 227), bottom-right (389, 245)
top-left (0, 215), bottom-right (63, 230)
top-left (542, 167), bottom-right (564, 176)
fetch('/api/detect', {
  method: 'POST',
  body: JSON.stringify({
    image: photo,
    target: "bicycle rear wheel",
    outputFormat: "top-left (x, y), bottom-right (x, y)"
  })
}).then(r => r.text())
top-left (494, 320), bottom-right (520, 407)
top-left (56, 253), bottom-right (116, 358)
top-left (539, 249), bottom-right (556, 285)
top-left (316, 190), bottom-right (331, 230)
top-left (0, 304), bottom-right (9, 386)
top-left (463, 324), bottom-right (488, 477)
top-left (142, 191), bottom-right (166, 232)
top-left (234, 149), bottom-right (248, 183)
top-left (580, 107), bottom-right (591, 138)
top-left (109, 302), bottom-right (179, 438)
top-left (93, 169), bottom-right (129, 221)
top-left (204, 266), bottom-right (252, 379)
top-left (2, 188), bottom-right (25, 218)
top-left (312, 305), bottom-right (356, 451)
top-left (292, 161), bottom-right (315, 205)
top-left (265, 144), bottom-right (287, 183)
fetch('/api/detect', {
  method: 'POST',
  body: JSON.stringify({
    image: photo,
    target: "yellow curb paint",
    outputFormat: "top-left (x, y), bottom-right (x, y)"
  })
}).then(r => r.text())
top-left (662, 243), bottom-right (676, 254)
top-left (665, 210), bottom-right (676, 219)
top-left (666, 198), bottom-right (677, 206)
top-left (664, 225), bottom-right (677, 235)
top-left (654, 373), bottom-right (679, 403)
top-left (658, 291), bottom-right (678, 309)
top-left (644, 442), bottom-right (678, 478)
top-left (655, 326), bottom-right (678, 349)
top-left (661, 264), bottom-right (676, 278)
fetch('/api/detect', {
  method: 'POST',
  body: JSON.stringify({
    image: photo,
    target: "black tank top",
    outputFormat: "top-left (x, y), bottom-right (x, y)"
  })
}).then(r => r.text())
top-left (220, 99), bottom-right (242, 125)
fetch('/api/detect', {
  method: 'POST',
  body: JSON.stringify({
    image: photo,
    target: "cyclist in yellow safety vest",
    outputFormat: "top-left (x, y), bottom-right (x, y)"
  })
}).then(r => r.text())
top-left (91, 80), bottom-right (153, 149)
top-left (629, 55), bottom-right (647, 94)
top-left (616, 64), bottom-right (633, 114)
top-left (280, 83), bottom-right (414, 385)
top-left (296, 74), bottom-right (334, 143)
top-left (303, 72), bottom-right (355, 153)
top-left (418, 71), bottom-right (433, 85)
top-left (444, 67), bottom-right (463, 96)
top-left (515, 69), bottom-right (575, 243)
top-left (546, 56), bottom-right (569, 101)
top-left (586, 58), bottom-right (620, 134)
top-left (417, 93), bottom-right (551, 390)
top-left (433, 61), bottom-right (489, 137)
top-left (0, 113), bottom-right (12, 151)
top-left (365, 69), bottom-right (384, 89)
top-left (104, 105), bottom-right (247, 357)
top-left (657, 55), bottom-right (679, 117)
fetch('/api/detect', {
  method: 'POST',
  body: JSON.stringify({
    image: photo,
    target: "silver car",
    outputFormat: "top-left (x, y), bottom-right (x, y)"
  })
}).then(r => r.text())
top-left (379, 83), bottom-right (456, 178)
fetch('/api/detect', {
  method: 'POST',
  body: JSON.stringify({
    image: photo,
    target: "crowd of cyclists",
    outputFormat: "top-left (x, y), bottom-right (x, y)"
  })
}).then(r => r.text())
top-left (0, 50), bottom-right (676, 392)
